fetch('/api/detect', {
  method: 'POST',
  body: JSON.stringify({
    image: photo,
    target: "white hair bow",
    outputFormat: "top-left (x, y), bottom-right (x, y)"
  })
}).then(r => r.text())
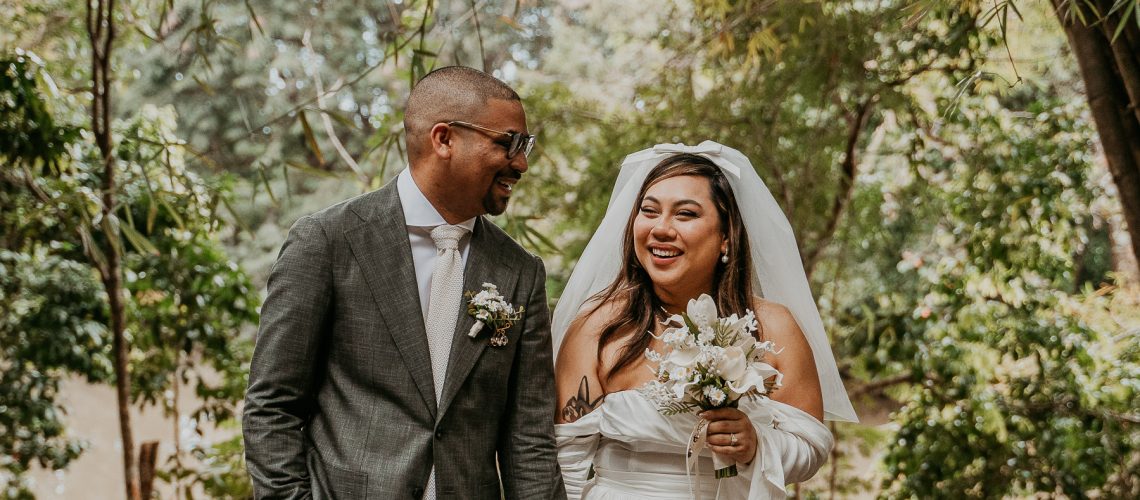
top-left (644, 141), bottom-right (741, 178)
top-left (652, 141), bottom-right (723, 156)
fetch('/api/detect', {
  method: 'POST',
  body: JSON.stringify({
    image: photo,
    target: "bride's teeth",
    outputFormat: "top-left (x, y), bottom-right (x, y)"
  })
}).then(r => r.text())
top-left (651, 248), bottom-right (679, 258)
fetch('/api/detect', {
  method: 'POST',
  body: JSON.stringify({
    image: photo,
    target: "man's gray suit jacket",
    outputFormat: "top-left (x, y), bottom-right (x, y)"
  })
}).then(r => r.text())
top-left (243, 180), bottom-right (565, 499)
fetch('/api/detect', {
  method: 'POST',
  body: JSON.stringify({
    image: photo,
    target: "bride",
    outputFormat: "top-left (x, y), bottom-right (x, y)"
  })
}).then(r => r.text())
top-left (552, 141), bottom-right (858, 499)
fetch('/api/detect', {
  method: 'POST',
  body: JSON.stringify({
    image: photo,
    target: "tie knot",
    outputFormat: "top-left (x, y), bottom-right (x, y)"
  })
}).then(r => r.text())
top-left (431, 224), bottom-right (467, 251)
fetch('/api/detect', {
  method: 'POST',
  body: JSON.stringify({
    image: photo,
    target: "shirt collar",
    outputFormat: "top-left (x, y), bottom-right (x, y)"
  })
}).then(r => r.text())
top-left (397, 167), bottom-right (477, 231)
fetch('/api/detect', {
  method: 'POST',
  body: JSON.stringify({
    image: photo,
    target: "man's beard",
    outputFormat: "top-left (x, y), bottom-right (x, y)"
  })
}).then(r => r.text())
top-left (482, 172), bottom-right (519, 215)
top-left (483, 191), bottom-right (509, 216)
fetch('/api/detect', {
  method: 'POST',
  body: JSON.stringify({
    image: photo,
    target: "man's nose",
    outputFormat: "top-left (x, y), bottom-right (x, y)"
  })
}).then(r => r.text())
top-left (510, 151), bottom-right (529, 173)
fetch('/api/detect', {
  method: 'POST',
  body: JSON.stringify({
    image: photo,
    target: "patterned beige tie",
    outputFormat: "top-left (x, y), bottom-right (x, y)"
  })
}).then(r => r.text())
top-left (423, 224), bottom-right (468, 500)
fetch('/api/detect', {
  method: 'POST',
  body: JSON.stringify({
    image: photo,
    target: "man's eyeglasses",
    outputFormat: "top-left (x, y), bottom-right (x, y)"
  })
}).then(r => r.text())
top-left (447, 121), bottom-right (536, 160)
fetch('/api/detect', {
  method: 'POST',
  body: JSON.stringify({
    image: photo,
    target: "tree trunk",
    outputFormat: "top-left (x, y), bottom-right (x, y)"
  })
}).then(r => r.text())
top-left (1052, 0), bottom-right (1140, 267)
top-left (86, 0), bottom-right (139, 498)
top-left (138, 441), bottom-right (160, 499)
top-left (171, 364), bottom-right (184, 499)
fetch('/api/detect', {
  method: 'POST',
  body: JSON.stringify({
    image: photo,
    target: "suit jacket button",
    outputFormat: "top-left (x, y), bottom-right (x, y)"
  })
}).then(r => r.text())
top-left (435, 429), bottom-right (444, 439)
top-left (413, 486), bottom-right (423, 497)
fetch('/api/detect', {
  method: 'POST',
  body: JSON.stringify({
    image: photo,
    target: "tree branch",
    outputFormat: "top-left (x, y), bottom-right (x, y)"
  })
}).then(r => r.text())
top-left (802, 97), bottom-right (874, 278)
top-left (848, 372), bottom-right (918, 398)
top-left (302, 29), bottom-right (369, 185)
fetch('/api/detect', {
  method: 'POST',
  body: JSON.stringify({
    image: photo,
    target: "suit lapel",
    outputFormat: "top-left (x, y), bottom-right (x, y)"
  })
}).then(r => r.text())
top-left (344, 183), bottom-right (437, 418)
top-left (438, 217), bottom-right (519, 419)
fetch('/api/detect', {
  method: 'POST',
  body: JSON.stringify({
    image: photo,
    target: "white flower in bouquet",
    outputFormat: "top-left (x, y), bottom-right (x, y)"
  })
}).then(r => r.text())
top-left (640, 293), bottom-right (783, 479)
top-left (702, 385), bottom-right (728, 406)
top-left (644, 294), bottom-right (781, 415)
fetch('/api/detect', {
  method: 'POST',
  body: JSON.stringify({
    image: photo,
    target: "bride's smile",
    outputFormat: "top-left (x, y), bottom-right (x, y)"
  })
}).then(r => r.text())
top-left (647, 244), bottom-right (682, 260)
top-left (633, 175), bottom-right (728, 301)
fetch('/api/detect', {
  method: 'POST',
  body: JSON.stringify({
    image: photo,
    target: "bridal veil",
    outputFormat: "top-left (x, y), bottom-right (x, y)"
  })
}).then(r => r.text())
top-left (550, 141), bottom-right (858, 423)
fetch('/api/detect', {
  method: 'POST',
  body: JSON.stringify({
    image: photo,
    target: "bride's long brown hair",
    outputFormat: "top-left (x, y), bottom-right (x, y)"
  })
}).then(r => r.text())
top-left (589, 154), bottom-right (755, 381)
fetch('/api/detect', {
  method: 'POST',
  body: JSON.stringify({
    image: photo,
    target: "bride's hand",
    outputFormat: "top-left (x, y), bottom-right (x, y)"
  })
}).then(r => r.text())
top-left (701, 407), bottom-right (757, 465)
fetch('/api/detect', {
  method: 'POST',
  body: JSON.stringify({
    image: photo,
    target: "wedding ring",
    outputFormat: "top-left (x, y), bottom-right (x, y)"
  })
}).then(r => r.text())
top-left (730, 433), bottom-right (738, 445)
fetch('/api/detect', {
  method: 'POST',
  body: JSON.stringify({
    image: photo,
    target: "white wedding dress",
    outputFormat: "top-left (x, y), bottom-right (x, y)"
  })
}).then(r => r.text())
top-left (556, 389), bottom-right (834, 500)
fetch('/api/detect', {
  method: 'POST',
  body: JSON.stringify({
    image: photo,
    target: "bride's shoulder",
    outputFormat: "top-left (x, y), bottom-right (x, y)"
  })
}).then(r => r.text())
top-left (750, 297), bottom-right (802, 341)
top-left (556, 298), bottom-right (629, 423)
top-left (556, 297), bottom-right (629, 369)
top-left (750, 296), bottom-right (789, 316)
top-left (565, 296), bottom-right (628, 339)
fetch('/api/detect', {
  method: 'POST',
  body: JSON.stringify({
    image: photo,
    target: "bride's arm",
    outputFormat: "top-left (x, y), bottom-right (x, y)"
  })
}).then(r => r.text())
top-left (758, 300), bottom-right (824, 422)
top-left (689, 301), bottom-right (836, 499)
top-left (733, 300), bottom-right (831, 495)
top-left (554, 306), bottom-right (609, 423)
top-left (554, 307), bottom-right (612, 500)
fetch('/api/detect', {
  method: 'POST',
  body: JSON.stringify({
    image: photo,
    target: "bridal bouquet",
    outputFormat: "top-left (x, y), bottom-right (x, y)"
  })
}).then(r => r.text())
top-left (642, 294), bottom-right (782, 478)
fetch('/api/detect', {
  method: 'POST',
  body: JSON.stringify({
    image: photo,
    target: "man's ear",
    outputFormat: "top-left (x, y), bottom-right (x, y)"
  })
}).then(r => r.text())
top-left (429, 122), bottom-right (453, 159)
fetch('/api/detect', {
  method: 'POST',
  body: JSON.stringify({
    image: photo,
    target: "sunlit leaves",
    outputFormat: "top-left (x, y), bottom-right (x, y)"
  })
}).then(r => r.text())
top-left (863, 87), bottom-right (1138, 497)
top-left (0, 53), bottom-right (260, 494)
top-left (0, 249), bottom-right (110, 497)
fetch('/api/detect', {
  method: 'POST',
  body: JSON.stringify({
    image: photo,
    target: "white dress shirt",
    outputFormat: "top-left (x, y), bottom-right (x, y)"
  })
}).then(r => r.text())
top-left (396, 167), bottom-right (477, 320)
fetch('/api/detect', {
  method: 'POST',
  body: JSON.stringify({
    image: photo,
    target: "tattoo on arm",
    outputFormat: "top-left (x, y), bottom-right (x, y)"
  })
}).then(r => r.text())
top-left (561, 376), bottom-right (604, 423)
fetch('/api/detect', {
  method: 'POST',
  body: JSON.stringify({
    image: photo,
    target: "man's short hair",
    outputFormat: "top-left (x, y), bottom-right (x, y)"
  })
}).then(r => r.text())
top-left (404, 66), bottom-right (520, 161)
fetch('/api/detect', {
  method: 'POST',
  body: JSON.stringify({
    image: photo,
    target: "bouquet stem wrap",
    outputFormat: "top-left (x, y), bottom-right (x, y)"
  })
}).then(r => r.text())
top-left (685, 418), bottom-right (735, 500)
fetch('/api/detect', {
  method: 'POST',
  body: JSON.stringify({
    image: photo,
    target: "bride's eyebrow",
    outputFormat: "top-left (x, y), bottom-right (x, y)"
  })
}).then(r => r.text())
top-left (642, 196), bottom-right (703, 208)
top-left (673, 199), bottom-right (703, 209)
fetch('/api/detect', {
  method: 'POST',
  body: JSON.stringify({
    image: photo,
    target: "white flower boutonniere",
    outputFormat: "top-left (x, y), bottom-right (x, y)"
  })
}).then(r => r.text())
top-left (465, 283), bottom-right (524, 347)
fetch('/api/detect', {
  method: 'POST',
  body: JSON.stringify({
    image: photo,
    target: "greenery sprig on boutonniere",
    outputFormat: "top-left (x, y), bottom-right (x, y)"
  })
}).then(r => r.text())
top-left (465, 283), bottom-right (524, 347)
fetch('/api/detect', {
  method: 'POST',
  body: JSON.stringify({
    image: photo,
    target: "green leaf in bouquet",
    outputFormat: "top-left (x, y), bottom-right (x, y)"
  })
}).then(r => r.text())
top-left (682, 312), bottom-right (700, 336)
top-left (661, 400), bottom-right (700, 415)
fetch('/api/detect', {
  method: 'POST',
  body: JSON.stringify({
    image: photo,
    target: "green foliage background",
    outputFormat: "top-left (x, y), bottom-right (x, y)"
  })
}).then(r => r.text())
top-left (2, 0), bottom-right (1138, 498)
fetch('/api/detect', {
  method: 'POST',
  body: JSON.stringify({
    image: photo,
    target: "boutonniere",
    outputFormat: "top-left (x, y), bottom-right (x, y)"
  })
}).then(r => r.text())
top-left (465, 283), bottom-right (524, 347)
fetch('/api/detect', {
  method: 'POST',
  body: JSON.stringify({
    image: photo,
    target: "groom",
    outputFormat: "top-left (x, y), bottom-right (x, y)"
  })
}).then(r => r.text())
top-left (243, 66), bottom-right (565, 499)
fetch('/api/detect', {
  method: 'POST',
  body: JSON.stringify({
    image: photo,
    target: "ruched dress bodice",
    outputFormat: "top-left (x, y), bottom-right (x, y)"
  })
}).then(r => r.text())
top-left (589, 436), bottom-right (718, 499)
top-left (556, 390), bottom-right (834, 500)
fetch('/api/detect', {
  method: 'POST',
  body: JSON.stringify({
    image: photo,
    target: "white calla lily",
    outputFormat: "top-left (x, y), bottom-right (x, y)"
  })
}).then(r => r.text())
top-left (727, 362), bottom-right (782, 395)
top-left (685, 294), bottom-right (718, 328)
top-left (717, 346), bottom-right (748, 381)
top-left (665, 345), bottom-right (701, 368)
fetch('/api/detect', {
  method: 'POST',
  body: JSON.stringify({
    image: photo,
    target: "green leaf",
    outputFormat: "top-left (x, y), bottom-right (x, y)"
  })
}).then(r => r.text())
top-left (298, 111), bottom-right (325, 167)
top-left (192, 74), bottom-right (216, 97)
top-left (1111, 1), bottom-right (1136, 41)
top-left (1080, 0), bottom-right (1103, 22)
top-left (523, 223), bottom-right (561, 255)
top-left (660, 400), bottom-right (699, 415)
top-left (284, 160), bottom-right (339, 179)
top-left (322, 109), bottom-right (361, 131)
top-left (220, 197), bottom-right (252, 236)
top-left (256, 164), bottom-right (278, 205)
top-left (159, 196), bottom-right (186, 231)
top-left (147, 199), bottom-right (158, 233)
top-left (245, 0), bottom-right (265, 37)
top-left (120, 221), bottom-right (160, 256)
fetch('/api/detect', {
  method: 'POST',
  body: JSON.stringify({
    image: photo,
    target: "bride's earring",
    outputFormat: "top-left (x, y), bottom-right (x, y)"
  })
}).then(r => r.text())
top-left (720, 252), bottom-right (729, 264)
